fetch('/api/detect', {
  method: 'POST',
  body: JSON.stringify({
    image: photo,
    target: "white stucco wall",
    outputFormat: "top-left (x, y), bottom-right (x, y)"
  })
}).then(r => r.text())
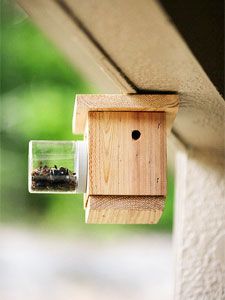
top-left (174, 148), bottom-right (225, 299)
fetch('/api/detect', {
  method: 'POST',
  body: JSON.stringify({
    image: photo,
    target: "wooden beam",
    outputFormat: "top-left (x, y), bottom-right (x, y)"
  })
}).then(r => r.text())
top-left (17, 0), bottom-right (225, 154)
top-left (16, 0), bottom-right (118, 93)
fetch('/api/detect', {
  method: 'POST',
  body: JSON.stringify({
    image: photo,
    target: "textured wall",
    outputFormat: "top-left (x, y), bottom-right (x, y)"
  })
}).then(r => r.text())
top-left (174, 148), bottom-right (225, 299)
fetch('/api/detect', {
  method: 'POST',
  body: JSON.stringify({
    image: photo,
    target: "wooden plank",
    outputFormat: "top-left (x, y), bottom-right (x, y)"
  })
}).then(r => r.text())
top-left (73, 94), bottom-right (179, 135)
top-left (86, 195), bottom-right (165, 224)
top-left (88, 111), bottom-right (166, 196)
top-left (17, 0), bottom-right (225, 154)
top-left (16, 0), bottom-right (118, 93)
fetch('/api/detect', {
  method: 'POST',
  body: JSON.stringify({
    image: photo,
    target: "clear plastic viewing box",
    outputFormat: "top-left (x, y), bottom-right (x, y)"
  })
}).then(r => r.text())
top-left (29, 140), bottom-right (87, 194)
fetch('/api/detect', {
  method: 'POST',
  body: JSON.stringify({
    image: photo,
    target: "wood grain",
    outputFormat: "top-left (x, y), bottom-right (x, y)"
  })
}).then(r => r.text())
top-left (86, 195), bottom-right (165, 224)
top-left (88, 111), bottom-right (166, 196)
top-left (73, 94), bottom-right (178, 135)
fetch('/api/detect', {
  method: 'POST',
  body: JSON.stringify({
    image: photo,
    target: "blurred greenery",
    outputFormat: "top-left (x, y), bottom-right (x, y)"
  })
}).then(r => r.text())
top-left (0, 0), bottom-right (174, 234)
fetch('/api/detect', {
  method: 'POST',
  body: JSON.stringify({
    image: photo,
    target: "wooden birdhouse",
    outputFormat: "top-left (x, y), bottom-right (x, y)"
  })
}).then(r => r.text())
top-left (73, 94), bottom-right (179, 224)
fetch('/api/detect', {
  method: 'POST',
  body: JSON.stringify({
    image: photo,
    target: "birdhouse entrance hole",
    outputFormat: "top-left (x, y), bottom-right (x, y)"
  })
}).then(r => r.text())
top-left (132, 130), bottom-right (141, 140)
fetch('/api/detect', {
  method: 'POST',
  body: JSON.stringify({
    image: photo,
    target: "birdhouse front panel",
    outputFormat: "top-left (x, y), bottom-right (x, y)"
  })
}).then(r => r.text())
top-left (88, 111), bottom-right (166, 196)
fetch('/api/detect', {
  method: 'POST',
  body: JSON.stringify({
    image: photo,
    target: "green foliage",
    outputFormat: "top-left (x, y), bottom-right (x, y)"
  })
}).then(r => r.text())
top-left (0, 1), bottom-right (174, 232)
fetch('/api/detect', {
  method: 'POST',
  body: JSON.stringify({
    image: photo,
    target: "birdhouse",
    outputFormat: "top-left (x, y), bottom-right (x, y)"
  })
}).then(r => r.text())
top-left (73, 94), bottom-right (179, 224)
top-left (28, 94), bottom-right (178, 224)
